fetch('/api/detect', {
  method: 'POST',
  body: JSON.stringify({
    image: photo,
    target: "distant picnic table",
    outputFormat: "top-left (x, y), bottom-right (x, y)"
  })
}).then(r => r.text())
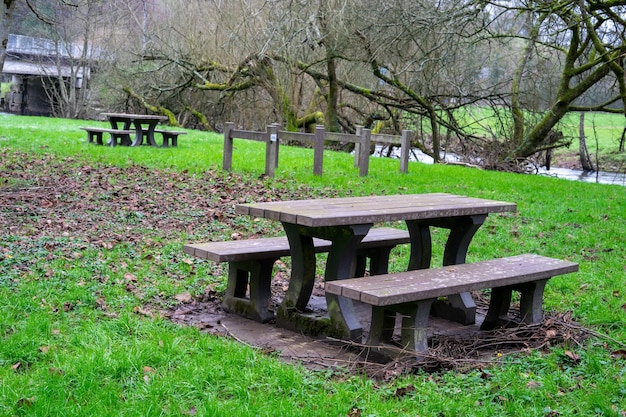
top-left (80, 113), bottom-right (186, 147)
top-left (102, 113), bottom-right (168, 147)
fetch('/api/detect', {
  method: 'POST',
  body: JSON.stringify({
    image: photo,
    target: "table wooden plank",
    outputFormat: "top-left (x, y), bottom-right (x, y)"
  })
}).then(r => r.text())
top-left (101, 112), bottom-right (168, 121)
top-left (236, 193), bottom-right (516, 227)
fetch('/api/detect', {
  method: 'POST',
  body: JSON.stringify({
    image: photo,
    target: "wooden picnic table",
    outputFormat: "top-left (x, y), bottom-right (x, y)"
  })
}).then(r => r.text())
top-left (102, 113), bottom-right (168, 147)
top-left (236, 193), bottom-right (517, 340)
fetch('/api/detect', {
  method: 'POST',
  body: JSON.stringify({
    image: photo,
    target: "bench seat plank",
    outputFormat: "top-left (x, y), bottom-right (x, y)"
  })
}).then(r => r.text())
top-left (80, 127), bottom-right (134, 134)
top-left (183, 227), bottom-right (410, 262)
top-left (325, 253), bottom-right (578, 356)
top-left (184, 235), bottom-right (324, 262)
top-left (80, 127), bottom-right (135, 146)
top-left (155, 129), bottom-right (187, 147)
top-left (326, 254), bottom-right (578, 306)
top-left (155, 129), bottom-right (187, 135)
top-left (184, 227), bottom-right (410, 323)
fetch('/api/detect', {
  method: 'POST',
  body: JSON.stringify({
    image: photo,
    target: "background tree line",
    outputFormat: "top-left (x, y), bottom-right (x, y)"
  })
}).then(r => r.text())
top-left (2, 0), bottom-right (626, 169)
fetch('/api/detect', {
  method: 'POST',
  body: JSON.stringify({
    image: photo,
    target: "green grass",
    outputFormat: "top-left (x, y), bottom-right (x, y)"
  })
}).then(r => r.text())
top-left (459, 106), bottom-right (625, 150)
top-left (450, 106), bottom-right (626, 171)
top-left (1, 114), bottom-right (626, 416)
top-left (556, 112), bottom-right (626, 170)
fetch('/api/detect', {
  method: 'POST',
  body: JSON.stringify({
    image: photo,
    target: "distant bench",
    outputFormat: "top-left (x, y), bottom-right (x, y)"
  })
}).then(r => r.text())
top-left (80, 127), bottom-right (186, 147)
top-left (184, 227), bottom-right (411, 322)
top-left (80, 127), bottom-right (134, 146)
top-left (155, 129), bottom-right (187, 147)
top-left (326, 254), bottom-right (578, 357)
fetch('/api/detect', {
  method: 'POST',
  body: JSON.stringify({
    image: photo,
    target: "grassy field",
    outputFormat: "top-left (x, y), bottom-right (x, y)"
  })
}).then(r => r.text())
top-left (556, 112), bottom-right (626, 170)
top-left (453, 107), bottom-right (626, 172)
top-left (1, 114), bottom-right (625, 416)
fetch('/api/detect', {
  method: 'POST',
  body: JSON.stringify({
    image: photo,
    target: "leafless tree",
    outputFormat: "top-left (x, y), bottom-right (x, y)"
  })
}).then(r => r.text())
top-left (11, 0), bottom-right (626, 168)
top-left (480, 0), bottom-right (626, 161)
top-left (36, 1), bottom-right (102, 118)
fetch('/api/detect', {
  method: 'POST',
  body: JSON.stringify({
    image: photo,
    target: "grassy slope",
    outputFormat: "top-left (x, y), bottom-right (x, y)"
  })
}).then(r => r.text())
top-left (454, 107), bottom-right (626, 171)
top-left (0, 115), bottom-right (625, 416)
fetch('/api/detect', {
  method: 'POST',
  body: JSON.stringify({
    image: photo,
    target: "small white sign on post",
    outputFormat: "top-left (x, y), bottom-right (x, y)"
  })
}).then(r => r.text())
top-left (270, 133), bottom-right (277, 142)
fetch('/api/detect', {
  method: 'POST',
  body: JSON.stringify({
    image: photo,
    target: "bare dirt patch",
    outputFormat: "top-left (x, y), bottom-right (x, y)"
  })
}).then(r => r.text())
top-left (165, 283), bottom-right (594, 378)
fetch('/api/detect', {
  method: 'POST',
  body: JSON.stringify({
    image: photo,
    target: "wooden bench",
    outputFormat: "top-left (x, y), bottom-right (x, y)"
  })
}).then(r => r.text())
top-left (184, 227), bottom-right (411, 323)
top-left (325, 254), bottom-right (578, 356)
top-left (155, 129), bottom-right (187, 147)
top-left (80, 127), bottom-right (134, 146)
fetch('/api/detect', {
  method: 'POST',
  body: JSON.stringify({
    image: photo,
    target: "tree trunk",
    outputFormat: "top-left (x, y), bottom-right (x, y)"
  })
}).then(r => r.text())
top-left (0, 1), bottom-right (18, 74)
top-left (513, 62), bottom-right (611, 159)
top-left (429, 108), bottom-right (440, 163)
top-left (510, 16), bottom-right (537, 145)
top-left (578, 112), bottom-right (595, 172)
top-left (325, 56), bottom-right (340, 132)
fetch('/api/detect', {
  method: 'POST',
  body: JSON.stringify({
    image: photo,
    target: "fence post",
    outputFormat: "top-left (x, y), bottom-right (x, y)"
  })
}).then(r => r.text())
top-left (265, 124), bottom-right (279, 177)
top-left (223, 122), bottom-right (234, 171)
top-left (359, 128), bottom-right (371, 177)
top-left (273, 123), bottom-right (280, 168)
top-left (354, 125), bottom-right (362, 168)
top-left (400, 129), bottom-right (411, 173)
top-left (313, 125), bottom-right (324, 176)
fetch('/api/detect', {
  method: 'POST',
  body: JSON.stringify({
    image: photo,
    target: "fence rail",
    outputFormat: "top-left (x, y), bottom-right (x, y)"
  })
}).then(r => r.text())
top-left (223, 122), bottom-right (413, 177)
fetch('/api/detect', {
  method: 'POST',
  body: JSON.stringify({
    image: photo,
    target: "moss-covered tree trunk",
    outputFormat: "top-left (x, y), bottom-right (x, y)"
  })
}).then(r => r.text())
top-left (123, 87), bottom-right (177, 125)
top-left (513, 63), bottom-right (611, 158)
top-left (511, 9), bottom-right (618, 160)
top-left (325, 56), bottom-right (340, 132)
top-left (429, 108), bottom-right (440, 163)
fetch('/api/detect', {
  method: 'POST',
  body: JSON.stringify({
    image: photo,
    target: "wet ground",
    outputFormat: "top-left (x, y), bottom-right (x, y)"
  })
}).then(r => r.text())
top-left (165, 285), bottom-right (590, 377)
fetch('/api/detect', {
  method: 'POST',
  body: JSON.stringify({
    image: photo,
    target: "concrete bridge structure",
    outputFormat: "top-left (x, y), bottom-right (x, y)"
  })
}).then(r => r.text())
top-left (1, 34), bottom-right (91, 115)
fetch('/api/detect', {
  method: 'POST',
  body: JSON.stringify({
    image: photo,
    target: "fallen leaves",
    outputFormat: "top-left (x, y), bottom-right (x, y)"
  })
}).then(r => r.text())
top-left (15, 396), bottom-right (36, 408)
top-left (142, 365), bottom-right (156, 383)
top-left (124, 272), bottom-right (137, 282)
top-left (347, 407), bottom-right (362, 417)
top-left (133, 306), bottom-right (153, 317)
top-left (95, 297), bottom-right (108, 310)
top-left (611, 349), bottom-right (626, 360)
top-left (0, 149), bottom-right (332, 246)
top-left (562, 350), bottom-right (581, 364)
top-left (526, 380), bottom-right (542, 389)
top-left (392, 384), bottom-right (415, 398)
top-left (174, 292), bottom-right (193, 304)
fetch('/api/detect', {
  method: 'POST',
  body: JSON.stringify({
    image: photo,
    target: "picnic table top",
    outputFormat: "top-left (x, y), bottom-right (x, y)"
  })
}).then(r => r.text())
top-left (235, 193), bottom-right (517, 228)
top-left (101, 112), bottom-right (168, 121)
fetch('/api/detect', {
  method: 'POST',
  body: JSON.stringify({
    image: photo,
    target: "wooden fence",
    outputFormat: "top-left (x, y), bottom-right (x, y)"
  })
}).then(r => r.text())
top-left (223, 122), bottom-right (413, 177)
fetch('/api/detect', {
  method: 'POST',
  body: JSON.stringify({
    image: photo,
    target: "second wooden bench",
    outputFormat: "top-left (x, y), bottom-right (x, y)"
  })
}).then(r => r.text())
top-left (184, 227), bottom-right (410, 322)
top-left (155, 129), bottom-right (187, 147)
top-left (325, 254), bottom-right (578, 356)
top-left (80, 127), bottom-right (134, 146)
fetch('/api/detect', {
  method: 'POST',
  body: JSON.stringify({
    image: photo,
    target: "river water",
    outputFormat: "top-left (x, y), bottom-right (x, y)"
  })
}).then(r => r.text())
top-left (372, 145), bottom-right (626, 186)
top-left (535, 166), bottom-right (626, 186)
